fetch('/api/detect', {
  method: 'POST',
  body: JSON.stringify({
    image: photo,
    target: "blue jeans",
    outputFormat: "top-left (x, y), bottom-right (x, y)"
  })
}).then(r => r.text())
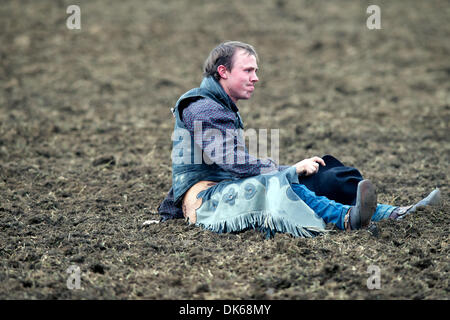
top-left (291, 183), bottom-right (396, 230)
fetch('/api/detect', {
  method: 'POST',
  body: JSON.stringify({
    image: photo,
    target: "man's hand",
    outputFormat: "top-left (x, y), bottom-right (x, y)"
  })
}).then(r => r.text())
top-left (293, 156), bottom-right (326, 176)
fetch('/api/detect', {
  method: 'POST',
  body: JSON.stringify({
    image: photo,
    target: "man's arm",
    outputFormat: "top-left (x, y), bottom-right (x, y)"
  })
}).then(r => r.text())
top-left (182, 98), bottom-right (287, 178)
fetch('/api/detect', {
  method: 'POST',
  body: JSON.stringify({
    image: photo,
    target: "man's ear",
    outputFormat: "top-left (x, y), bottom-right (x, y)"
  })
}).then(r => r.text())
top-left (217, 65), bottom-right (228, 80)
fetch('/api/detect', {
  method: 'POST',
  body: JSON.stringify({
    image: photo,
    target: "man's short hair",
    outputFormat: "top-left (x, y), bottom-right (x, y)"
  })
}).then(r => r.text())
top-left (203, 41), bottom-right (258, 81)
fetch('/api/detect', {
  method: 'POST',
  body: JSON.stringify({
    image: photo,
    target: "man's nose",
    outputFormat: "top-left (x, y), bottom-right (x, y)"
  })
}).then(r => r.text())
top-left (251, 73), bottom-right (259, 83)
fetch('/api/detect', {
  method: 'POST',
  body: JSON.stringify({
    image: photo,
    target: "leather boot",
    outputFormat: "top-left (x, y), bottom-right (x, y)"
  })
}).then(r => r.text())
top-left (345, 180), bottom-right (377, 230)
top-left (389, 188), bottom-right (441, 220)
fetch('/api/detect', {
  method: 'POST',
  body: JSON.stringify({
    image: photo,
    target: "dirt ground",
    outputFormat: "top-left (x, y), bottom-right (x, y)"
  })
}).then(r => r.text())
top-left (0, 0), bottom-right (448, 300)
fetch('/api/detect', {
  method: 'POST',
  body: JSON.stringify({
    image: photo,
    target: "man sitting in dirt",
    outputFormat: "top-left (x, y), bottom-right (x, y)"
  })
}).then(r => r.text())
top-left (158, 41), bottom-right (440, 237)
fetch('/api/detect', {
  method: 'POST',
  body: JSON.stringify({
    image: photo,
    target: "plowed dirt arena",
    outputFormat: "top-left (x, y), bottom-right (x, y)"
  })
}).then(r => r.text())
top-left (0, 0), bottom-right (448, 299)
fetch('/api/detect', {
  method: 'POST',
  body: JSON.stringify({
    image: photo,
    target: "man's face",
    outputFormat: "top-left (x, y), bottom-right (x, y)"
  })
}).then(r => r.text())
top-left (219, 49), bottom-right (259, 103)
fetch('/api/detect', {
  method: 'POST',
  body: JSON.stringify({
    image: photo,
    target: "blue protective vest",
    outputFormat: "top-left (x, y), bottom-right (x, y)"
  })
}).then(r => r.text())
top-left (170, 77), bottom-right (244, 205)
